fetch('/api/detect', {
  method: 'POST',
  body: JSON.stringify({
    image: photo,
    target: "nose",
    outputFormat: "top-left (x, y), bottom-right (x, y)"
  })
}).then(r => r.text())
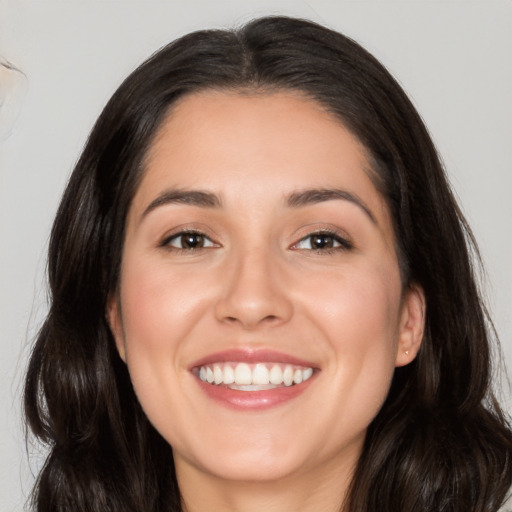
top-left (214, 248), bottom-right (294, 330)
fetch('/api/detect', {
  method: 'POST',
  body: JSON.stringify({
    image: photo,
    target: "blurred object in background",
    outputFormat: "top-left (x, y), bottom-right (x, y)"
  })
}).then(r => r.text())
top-left (0, 58), bottom-right (28, 141)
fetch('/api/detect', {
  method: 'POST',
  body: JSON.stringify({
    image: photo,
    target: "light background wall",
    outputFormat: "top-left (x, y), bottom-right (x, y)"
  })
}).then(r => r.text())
top-left (1, 1), bottom-right (510, 510)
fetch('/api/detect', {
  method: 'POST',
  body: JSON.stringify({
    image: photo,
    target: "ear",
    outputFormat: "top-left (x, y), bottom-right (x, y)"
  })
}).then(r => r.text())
top-left (106, 294), bottom-right (127, 363)
top-left (395, 283), bottom-right (426, 367)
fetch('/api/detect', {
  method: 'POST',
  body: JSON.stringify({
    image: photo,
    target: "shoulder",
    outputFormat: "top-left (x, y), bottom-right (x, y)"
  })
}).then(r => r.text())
top-left (499, 488), bottom-right (512, 512)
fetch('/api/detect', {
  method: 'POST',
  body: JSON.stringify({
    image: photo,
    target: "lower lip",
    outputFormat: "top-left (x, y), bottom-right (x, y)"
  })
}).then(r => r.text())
top-left (194, 376), bottom-right (316, 410)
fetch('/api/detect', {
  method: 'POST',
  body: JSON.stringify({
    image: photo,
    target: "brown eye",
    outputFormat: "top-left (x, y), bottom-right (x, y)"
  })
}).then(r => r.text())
top-left (310, 234), bottom-right (335, 249)
top-left (294, 232), bottom-right (352, 251)
top-left (164, 231), bottom-right (215, 250)
top-left (180, 233), bottom-right (205, 249)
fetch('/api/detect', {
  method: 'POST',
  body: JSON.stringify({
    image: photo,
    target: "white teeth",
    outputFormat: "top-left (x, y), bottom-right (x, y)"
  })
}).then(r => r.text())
top-left (213, 365), bottom-right (223, 385)
top-left (197, 362), bottom-right (315, 388)
top-left (223, 365), bottom-right (235, 384)
top-left (234, 363), bottom-right (252, 385)
top-left (252, 364), bottom-right (270, 385)
top-left (269, 364), bottom-right (283, 385)
top-left (283, 365), bottom-right (294, 386)
top-left (303, 367), bottom-right (313, 381)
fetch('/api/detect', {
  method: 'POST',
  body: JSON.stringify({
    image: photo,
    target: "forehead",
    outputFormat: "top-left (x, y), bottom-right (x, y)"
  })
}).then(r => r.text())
top-left (136, 90), bottom-right (382, 205)
top-left (125, 89), bottom-right (397, 260)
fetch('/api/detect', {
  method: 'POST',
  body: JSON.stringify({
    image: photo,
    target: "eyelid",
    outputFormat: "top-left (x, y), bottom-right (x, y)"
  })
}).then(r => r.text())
top-left (290, 228), bottom-right (354, 252)
top-left (159, 227), bottom-right (220, 250)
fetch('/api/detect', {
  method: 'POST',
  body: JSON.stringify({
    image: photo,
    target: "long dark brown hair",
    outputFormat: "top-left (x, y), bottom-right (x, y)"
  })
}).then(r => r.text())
top-left (24, 15), bottom-right (512, 512)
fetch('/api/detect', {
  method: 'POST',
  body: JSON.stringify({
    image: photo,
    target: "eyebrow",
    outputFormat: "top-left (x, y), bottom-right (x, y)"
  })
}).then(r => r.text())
top-left (287, 188), bottom-right (377, 224)
top-left (141, 189), bottom-right (222, 219)
top-left (141, 187), bottom-right (376, 224)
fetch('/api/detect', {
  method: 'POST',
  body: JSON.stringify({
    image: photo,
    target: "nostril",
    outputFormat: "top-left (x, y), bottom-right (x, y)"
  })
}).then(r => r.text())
top-left (223, 313), bottom-right (281, 329)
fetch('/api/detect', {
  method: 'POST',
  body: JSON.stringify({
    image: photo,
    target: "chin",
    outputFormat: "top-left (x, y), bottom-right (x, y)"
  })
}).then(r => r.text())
top-left (173, 432), bottom-right (310, 484)
top-left (195, 454), bottom-right (303, 483)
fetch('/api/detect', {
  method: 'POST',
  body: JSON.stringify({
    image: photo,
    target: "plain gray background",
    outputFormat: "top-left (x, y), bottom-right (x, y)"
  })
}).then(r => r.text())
top-left (1, 1), bottom-right (511, 510)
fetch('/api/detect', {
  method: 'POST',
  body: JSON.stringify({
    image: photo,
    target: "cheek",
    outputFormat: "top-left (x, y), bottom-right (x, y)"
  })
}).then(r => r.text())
top-left (300, 262), bottom-right (402, 414)
top-left (116, 258), bottom-right (192, 416)
top-left (120, 257), bottom-right (210, 356)
top-left (117, 259), bottom-right (200, 442)
top-left (303, 261), bottom-right (402, 347)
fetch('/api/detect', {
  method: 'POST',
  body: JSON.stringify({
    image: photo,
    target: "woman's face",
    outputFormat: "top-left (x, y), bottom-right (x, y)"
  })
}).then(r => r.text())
top-left (108, 91), bottom-right (424, 485)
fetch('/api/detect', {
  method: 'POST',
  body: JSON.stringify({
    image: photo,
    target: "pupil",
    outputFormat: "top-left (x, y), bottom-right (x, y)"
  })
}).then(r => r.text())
top-left (182, 233), bottom-right (203, 248)
top-left (312, 235), bottom-right (333, 249)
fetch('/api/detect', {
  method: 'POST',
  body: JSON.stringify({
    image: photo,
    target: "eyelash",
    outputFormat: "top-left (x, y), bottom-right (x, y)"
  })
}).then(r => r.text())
top-left (160, 229), bottom-right (353, 254)
top-left (160, 230), bottom-right (217, 252)
top-left (292, 230), bottom-right (353, 253)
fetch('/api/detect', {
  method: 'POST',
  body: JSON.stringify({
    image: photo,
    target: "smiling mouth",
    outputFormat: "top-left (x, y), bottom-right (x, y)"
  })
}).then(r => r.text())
top-left (193, 362), bottom-right (314, 391)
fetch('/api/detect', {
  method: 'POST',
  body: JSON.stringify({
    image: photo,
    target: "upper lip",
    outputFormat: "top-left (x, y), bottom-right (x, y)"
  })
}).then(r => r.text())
top-left (189, 348), bottom-right (319, 370)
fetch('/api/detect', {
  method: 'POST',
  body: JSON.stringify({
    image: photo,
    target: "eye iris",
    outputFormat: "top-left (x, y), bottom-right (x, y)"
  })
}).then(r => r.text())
top-left (311, 234), bottom-right (334, 249)
top-left (181, 233), bottom-right (204, 248)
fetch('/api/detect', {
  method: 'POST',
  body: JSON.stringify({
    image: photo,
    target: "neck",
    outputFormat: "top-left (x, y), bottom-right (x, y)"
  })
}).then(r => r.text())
top-left (175, 452), bottom-right (357, 512)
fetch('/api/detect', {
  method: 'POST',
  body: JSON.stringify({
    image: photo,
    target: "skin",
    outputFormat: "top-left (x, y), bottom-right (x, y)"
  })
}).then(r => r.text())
top-left (108, 91), bottom-right (425, 512)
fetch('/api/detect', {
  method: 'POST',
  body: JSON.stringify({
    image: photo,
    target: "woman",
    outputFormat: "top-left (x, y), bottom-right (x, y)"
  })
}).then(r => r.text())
top-left (24, 15), bottom-right (512, 512)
